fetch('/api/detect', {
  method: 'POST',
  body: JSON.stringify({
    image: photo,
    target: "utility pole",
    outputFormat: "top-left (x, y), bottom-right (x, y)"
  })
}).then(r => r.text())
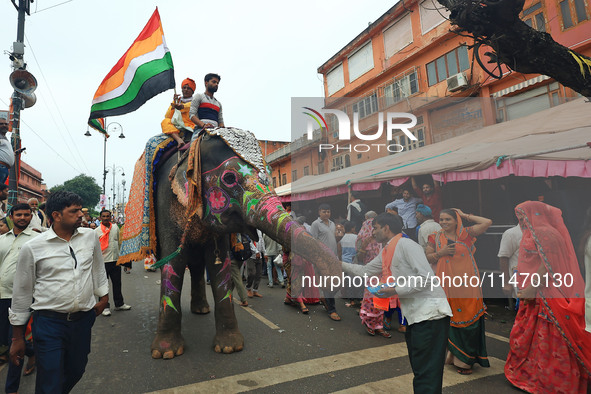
top-left (7, 0), bottom-right (35, 207)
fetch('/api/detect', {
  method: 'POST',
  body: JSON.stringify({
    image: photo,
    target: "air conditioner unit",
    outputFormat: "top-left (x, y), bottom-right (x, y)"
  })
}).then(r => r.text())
top-left (446, 72), bottom-right (468, 92)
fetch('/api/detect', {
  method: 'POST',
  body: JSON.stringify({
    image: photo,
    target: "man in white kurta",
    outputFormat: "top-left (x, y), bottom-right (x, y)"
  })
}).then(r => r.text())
top-left (342, 212), bottom-right (452, 394)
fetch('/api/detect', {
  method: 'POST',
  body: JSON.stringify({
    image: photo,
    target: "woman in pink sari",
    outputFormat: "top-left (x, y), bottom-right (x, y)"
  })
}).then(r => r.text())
top-left (505, 201), bottom-right (591, 393)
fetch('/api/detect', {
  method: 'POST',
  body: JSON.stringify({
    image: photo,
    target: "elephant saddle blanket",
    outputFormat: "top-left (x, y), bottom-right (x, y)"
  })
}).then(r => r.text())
top-left (117, 134), bottom-right (177, 265)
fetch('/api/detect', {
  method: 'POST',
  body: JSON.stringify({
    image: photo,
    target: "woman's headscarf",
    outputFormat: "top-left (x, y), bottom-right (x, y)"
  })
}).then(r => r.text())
top-left (515, 201), bottom-right (585, 299)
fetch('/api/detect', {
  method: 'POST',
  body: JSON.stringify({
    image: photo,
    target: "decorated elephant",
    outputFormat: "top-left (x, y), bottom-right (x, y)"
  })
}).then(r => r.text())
top-left (145, 128), bottom-right (341, 359)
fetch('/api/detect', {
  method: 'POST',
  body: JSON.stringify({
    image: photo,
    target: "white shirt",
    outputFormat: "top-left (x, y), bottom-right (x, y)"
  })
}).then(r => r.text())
top-left (0, 134), bottom-right (14, 166)
top-left (0, 227), bottom-right (39, 299)
top-left (28, 210), bottom-right (47, 232)
top-left (9, 227), bottom-right (109, 325)
top-left (417, 219), bottom-right (442, 251)
top-left (95, 223), bottom-right (120, 262)
top-left (342, 237), bottom-right (452, 325)
top-left (498, 225), bottom-right (522, 297)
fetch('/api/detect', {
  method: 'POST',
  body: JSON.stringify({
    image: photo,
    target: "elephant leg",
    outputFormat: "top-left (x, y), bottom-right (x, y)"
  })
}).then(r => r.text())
top-left (187, 257), bottom-right (210, 314)
top-left (150, 252), bottom-right (189, 360)
top-left (205, 236), bottom-right (244, 354)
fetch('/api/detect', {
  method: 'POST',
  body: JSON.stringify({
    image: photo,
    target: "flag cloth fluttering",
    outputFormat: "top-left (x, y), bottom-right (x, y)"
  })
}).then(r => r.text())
top-left (88, 8), bottom-right (174, 125)
top-left (88, 118), bottom-right (108, 136)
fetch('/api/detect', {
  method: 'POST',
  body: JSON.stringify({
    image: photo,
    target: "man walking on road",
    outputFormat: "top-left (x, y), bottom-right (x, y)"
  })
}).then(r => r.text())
top-left (342, 213), bottom-right (452, 393)
top-left (95, 209), bottom-right (131, 316)
top-left (9, 191), bottom-right (109, 394)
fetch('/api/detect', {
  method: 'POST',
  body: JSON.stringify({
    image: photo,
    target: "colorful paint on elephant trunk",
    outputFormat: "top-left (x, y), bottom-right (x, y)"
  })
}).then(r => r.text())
top-left (160, 263), bottom-right (180, 313)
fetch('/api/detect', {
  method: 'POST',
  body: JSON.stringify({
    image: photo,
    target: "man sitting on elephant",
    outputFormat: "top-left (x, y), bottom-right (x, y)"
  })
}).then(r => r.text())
top-left (161, 78), bottom-right (197, 147)
top-left (189, 73), bottom-right (225, 141)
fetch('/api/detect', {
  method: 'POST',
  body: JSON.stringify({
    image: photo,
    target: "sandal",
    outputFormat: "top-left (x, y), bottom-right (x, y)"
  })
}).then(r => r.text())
top-left (300, 306), bottom-right (309, 314)
top-left (365, 326), bottom-right (375, 336)
top-left (383, 320), bottom-right (392, 331)
top-left (283, 298), bottom-right (296, 306)
top-left (23, 364), bottom-right (35, 376)
top-left (375, 329), bottom-right (392, 338)
top-left (328, 312), bottom-right (341, 321)
top-left (457, 367), bottom-right (473, 375)
top-left (397, 325), bottom-right (407, 333)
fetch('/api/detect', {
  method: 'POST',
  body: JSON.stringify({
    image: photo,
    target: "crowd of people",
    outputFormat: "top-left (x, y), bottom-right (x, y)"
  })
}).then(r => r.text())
top-left (227, 179), bottom-right (591, 393)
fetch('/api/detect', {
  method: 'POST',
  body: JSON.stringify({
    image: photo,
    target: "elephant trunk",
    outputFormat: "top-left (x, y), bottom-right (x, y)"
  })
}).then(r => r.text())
top-left (244, 193), bottom-right (342, 279)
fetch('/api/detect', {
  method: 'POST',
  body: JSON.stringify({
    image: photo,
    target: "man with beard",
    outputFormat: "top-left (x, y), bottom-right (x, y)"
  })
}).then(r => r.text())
top-left (412, 176), bottom-right (442, 222)
top-left (189, 73), bottom-right (225, 141)
top-left (0, 116), bottom-right (14, 186)
top-left (9, 191), bottom-right (109, 394)
top-left (0, 204), bottom-right (38, 390)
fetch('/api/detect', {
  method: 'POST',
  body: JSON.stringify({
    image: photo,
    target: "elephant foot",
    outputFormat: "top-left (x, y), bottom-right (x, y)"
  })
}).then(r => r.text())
top-left (191, 302), bottom-right (211, 314)
top-left (151, 332), bottom-right (185, 359)
top-left (213, 329), bottom-right (244, 354)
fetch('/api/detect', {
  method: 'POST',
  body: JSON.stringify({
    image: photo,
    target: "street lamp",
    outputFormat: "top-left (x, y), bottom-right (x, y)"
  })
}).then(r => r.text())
top-left (121, 179), bottom-right (127, 223)
top-left (108, 164), bottom-right (125, 211)
top-left (84, 121), bottom-right (125, 196)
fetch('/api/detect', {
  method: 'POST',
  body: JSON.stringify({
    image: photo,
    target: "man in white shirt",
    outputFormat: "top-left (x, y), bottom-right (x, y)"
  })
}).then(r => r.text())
top-left (0, 184), bottom-right (8, 219)
top-left (342, 213), bottom-right (452, 394)
top-left (0, 116), bottom-right (14, 186)
top-left (0, 203), bottom-right (38, 391)
top-left (9, 191), bottom-right (109, 394)
top-left (95, 209), bottom-right (131, 316)
top-left (416, 204), bottom-right (442, 252)
top-left (498, 224), bottom-right (522, 299)
top-left (27, 198), bottom-right (48, 232)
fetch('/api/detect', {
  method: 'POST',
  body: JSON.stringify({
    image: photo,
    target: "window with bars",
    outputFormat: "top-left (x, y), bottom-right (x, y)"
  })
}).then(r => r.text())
top-left (560, 0), bottom-right (589, 29)
top-left (272, 177), bottom-right (277, 188)
top-left (318, 162), bottom-right (325, 175)
top-left (383, 71), bottom-right (419, 107)
top-left (303, 166), bottom-right (309, 176)
top-left (291, 170), bottom-right (297, 182)
top-left (426, 46), bottom-right (470, 86)
top-left (522, 3), bottom-right (546, 32)
top-left (331, 154), bottom-right (351, 172)
top-left (281, 173), bottom-right (287, 186)
top-left (352, 93), bottom-right (378, 119)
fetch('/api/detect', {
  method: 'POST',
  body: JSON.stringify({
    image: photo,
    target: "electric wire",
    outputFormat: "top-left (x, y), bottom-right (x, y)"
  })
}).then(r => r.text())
top-left (24, 34), bottom-right (91, 174)
top-left (32, 0), bottom-right (74, 14)
top-left (0, 97), bottom-right (84, 175)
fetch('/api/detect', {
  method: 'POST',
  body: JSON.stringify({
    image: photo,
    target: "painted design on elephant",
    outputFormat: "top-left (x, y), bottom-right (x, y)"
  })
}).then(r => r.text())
top-left (207, 187), bottom-right (229, 213)
top-left (163, 278), bottom-right (180, 293)
top-left (161, 294), bottom-right (178, 312)
top-left (220, 289), bottom-right (232, 302)
top-left (238, 162), bottom-right (253, 177)
top-left (162, 264), bottom-right (179, 279)
top-left (221, 169), bottom-right (238, 188)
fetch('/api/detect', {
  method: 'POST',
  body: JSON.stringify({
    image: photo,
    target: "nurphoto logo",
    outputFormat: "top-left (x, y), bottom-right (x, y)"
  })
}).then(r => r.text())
top-left (302, 107), bottom-right (418, 153)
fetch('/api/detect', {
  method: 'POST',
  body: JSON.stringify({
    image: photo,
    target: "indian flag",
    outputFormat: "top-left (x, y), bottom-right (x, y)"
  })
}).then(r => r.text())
top-left (88, 8), bottom-right (174, 121)
top-left (88, 117), bottom-right (108, 136)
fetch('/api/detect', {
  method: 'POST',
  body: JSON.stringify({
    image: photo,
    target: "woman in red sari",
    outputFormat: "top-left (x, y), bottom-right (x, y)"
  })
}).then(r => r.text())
top-left (505, 201), bottom-right (591, 393)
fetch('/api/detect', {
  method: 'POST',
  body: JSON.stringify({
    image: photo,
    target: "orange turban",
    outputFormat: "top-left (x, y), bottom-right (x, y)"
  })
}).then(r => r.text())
top-left (182, 78), bottom-right (196, 92)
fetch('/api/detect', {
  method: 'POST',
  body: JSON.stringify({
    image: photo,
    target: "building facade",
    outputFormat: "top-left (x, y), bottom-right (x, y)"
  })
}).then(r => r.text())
top-left (17, 160), bottom-right (46, 203)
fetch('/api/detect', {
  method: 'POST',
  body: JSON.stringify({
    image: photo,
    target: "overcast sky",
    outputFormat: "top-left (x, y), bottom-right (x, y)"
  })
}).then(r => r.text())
top-left (0, 0), bottom-right (395, 203)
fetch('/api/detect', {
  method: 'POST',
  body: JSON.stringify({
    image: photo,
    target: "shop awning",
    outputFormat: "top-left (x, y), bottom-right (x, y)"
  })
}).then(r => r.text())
top-left (291, 98), bottom-right (591, 201)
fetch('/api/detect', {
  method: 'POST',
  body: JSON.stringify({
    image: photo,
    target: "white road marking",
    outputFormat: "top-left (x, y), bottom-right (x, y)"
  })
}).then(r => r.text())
top-left (148, 342), bottom-right (409, 393)
top-left (485, 332), bottom-right (510, 343)
top-left (331, 356), bottom-right (506, 393)
top-left (232, 299), bottom-right (280, 330)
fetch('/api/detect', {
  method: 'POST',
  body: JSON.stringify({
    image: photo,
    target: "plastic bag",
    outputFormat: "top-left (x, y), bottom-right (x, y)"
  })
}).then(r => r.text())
top-left (273, 254), bottom-right (284, 268)
top-left (171, 109), bottom-right (193, 132)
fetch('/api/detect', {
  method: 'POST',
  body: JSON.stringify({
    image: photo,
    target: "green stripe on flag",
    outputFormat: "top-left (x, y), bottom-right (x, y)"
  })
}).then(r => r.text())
top-left (90, 52), bottom-right (174, 113)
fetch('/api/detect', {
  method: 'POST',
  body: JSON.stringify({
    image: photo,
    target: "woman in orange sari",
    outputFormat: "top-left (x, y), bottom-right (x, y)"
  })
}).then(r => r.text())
top-left (505, 201), bottom-right (591, 393)
top-left (426, 208), bottom-right (492, 374)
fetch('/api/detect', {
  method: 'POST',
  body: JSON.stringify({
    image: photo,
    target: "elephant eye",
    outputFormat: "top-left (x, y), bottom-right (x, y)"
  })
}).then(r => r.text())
top-left (222, 171), bottom-right (237, 187)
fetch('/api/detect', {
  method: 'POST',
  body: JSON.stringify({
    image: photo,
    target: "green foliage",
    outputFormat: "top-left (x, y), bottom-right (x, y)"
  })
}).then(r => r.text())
top-left (50, 174), bottom-right (102, 208)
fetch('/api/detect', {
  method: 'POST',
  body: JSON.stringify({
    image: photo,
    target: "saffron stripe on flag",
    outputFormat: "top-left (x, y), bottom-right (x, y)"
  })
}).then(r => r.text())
top-left (93, 27), bottom-right (164, 99)
top-left (92, 43), bottom-right (169, 104)
top-left (96, 9), bottom-right (163, 88)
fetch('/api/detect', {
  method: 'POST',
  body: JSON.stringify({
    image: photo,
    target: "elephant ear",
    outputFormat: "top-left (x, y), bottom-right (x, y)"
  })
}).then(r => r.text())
top-left (169, 155), bottom-right (190, 209)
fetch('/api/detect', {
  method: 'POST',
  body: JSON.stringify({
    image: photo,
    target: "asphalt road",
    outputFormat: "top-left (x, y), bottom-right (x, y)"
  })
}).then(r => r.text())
top-left (1, 267), bottom-right (521, 393)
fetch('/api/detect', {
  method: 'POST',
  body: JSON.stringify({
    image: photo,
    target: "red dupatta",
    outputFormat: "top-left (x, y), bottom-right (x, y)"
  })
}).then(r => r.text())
top-left (515, 201), bottom-right (591, 377)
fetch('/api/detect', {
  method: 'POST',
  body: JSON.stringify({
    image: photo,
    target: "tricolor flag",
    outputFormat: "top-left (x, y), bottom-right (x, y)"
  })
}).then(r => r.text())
top-left (88, 117), bottom-right (108, 136)
top-left (88, 8), bottom-right (174, 123)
